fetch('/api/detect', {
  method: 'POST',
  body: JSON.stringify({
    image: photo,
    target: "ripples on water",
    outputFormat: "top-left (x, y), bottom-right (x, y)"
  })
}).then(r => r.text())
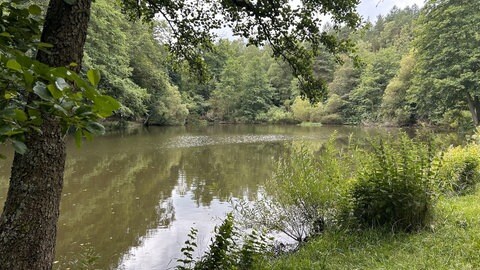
top-left (166, 134), bottom-right (294, 148)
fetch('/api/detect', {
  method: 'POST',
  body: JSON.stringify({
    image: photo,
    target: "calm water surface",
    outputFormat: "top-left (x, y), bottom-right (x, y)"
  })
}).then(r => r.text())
top-left (0, 125), bottom-right (401, 269)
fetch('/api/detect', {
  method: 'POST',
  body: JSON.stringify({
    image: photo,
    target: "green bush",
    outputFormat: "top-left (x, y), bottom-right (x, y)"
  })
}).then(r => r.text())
top-left (440, 110), bottom-right (474, 131)
top-left (349, 134), bottom-right (438, 231)
top-left (257, 107), bottom-right (297, 124)
top-left (291, 97), bottom-right (313, 122)
top-left (320, 113), bottom-right (343, 125)
top-left (437, 144), bottom-right (480, 195)
top-left (176, 213), bottom-right (272, 270)
top-left (291, 96), bottom-right (324, 123)
top-left (238, 137), bottom-right (355, 242)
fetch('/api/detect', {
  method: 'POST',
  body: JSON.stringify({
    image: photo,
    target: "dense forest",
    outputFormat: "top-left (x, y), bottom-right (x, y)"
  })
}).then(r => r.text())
top-left (81, 0), bottom-right (479, 130)
top-left (2, 0), bottom-right (480, 268)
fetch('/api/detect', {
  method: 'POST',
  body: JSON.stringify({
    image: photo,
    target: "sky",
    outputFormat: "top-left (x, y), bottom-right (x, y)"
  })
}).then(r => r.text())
top-left (358, 0), bottom-right (425, 21)
top-left (215, 0), bottom-right (426, 39)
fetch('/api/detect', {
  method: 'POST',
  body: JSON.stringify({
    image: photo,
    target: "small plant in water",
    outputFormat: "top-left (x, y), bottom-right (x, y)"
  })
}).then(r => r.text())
top-left (177, 228), bottom-right (199, 269)
top-left (176, 213), bottom-right (272, 270)
top-left (54, 242), bottom-right (100, 270)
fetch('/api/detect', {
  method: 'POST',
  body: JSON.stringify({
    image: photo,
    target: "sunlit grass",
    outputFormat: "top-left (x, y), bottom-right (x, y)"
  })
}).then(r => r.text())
top-left (254, 190), bottom-right (480, 269)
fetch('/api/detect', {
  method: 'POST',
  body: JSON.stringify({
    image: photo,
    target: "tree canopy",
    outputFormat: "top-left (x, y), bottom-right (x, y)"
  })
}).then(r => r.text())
top-left (121, 0), bottom-right (361, 102)
top-left (0, 0), bottom-right (363, 268)
top-left (412, 0), bottom-right (480, 125)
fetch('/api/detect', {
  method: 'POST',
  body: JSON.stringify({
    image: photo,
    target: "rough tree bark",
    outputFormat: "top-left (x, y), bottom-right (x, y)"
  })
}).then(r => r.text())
top-left (0, 0), bottom-right (92, 268)
top-left (466, 93), bottom-right (480, 126)
top-left (474, 96), bottom-right (480, 126)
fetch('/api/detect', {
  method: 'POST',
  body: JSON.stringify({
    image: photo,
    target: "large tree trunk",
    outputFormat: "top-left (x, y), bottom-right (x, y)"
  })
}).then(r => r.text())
top-left (466, 93), bottom-right (480, 126)
top-left (0, 118), bottom-right (66, 269)
top-left (0, 0), bottom-right (92, 269)
top-left (474, 96), bottom-right (480, 126)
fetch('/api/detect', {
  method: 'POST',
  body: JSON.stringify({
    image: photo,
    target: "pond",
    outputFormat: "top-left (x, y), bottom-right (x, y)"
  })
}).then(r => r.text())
top-left (0, 125), bottom-right (413, 269)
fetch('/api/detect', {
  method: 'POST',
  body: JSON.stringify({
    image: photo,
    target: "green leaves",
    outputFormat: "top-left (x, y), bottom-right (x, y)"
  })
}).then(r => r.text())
top-left (33, 82), bottom-right (53, 101)
top-left (413, 0), bottom-right (480, 124)
top-left (47, 84), bottom-right (63, 99)
top-left (6, 59), bottom-right (22, 72)
top-left (85, 122), bottom-right (105, 135)
top-left (28, 5), bottom-right (42, 15)
top-left (55, 78), bottom-right (70, 91)
top-left (74, 129), bottom-right (82, 148)
top-left (12, 140), bottom-right (27, 155)
top-left (0, 3), bottom-right (120, 155)
top-left (87, 69), bottom-right (101, 86)
top-left (93, 95), bottom-right (121, 117)
top-left (14, 109), bottom-right (27, 122)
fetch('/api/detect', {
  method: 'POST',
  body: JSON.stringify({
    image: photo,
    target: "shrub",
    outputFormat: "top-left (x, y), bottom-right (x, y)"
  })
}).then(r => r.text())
top-left (238, 137), bottom-right (355, 242)
top-left (291, 96), bottom-right (324, 123)
top-left (349, 134), bottom-right (438, 231)
top-left (320, 113), bottom-right (343, 125)
top-left (323, 94), bottom-right (344, 115)
top-left (258, 107), bottom-right (297, 124)
top-left (176, 213), bottom-right (272, 270)
top-left (291, 96), bottom-right (313, 122)
top-left (437, 144), bottom-right (480, 195)
top-left (440, 110), bottom-right (474, 131)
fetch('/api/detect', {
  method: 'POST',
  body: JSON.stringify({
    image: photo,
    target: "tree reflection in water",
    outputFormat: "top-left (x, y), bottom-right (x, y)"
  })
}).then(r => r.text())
top-left (0, 125), bottom-right (415, 269)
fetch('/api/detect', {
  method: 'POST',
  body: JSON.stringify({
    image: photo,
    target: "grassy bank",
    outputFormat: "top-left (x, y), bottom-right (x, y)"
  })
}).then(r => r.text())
top-left (255, 191), bottom-right (480, 269)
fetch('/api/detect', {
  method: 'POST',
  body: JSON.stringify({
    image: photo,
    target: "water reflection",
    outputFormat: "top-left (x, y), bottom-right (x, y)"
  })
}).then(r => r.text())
top-left (0, 125), bottom-right (426, 269)
top-left (118, 178), bottom-right (232, 270)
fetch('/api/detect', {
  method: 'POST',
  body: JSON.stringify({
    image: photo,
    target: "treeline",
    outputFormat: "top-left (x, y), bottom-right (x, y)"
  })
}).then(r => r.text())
top-left (85, 0), bottom-right (479, 129)
top-left (84, 0), bottom-right (187, 126)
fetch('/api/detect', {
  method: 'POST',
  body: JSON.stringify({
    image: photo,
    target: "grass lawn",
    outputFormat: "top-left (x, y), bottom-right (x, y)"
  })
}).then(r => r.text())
top-left (255, 190), bottom-right (480, 269)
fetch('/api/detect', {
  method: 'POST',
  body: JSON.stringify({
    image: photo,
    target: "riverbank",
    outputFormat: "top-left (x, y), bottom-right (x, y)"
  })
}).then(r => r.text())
top-left (101, 119), bottom-right (465, 134)
top-left (253, 190), bottom-right (480, 269)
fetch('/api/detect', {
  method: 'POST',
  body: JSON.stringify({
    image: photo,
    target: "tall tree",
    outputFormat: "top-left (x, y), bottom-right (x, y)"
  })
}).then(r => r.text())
top-left (412, 0), bottom-right (480, 125)
top-left (0, 0), bottom-right (360, 268)
top-left (84, 0), bottom-right (149, 119)
top-left (349, 47), bottom-right (401, 122)
top-left (0, 0), bottom-right (94, 268)
top-left (381, 52), bottom-right (415, 125)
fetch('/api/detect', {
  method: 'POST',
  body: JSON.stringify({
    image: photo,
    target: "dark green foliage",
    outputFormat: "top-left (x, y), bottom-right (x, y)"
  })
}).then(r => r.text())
top-left (265, 4), bottom-right (423, 126)
top-left (237, 231), bottom-right (272, 270)
top-left (412, 0), bottom-right (480, 125)
top-left (349, 134), bottom-right (438, 231)
top-left (328, 56), bottom-right (361, 97)
top-left (175, 213), bottom-right (271, 270)
top-left (380, 52), bottom-right (415, 126)
top-left (196, 213), bottom-right (237, 270)
top-left (100, 2), bottom-right (478, 128)
top-left (364, 6), bottom-right (420, 53)
top-left (176, 228), bottom-right (198, 270)
top-left (349, 47), bottom-right (401, 123)
top-left (176, 213), bottom-right (272, 270)
top-left (121, 0), bottom-right (361, 103)
top-left (320, 113), bottom-right (343, 125)
top-left (84, 0), bottom-right (188, 124)
top-left (0, 0), bottom-right (119, 154)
